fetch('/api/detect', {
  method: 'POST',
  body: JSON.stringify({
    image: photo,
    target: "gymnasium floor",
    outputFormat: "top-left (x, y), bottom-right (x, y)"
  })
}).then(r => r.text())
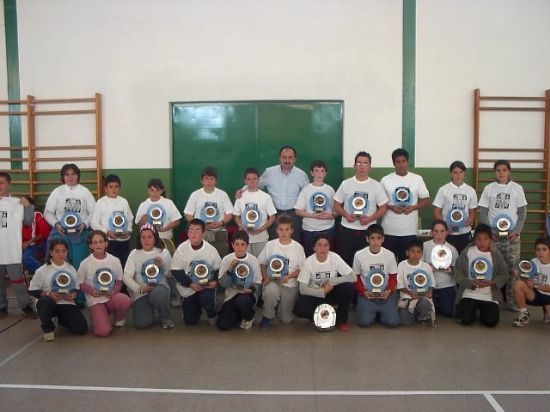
top-left (1, 293), bottom-right (549, 412)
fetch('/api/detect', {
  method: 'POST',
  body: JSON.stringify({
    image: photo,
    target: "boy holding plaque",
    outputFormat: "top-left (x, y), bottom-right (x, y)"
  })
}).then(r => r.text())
top-left (258, 214), bottom-right (306, 329)
top-left (512, 237), bottom-right (550, 327)
top-left (123, 224), bottom-right (175, 329)
top-left (234, 168), bottom-right (277, 258)
top-left (91, 175), bottom-right (134, 268)
top-left (333, 152), bottom-right (388, 266)
top-left (294, 234), bottom-right (355, 331)
top-left (216, 230), bottom-right (262, 331)
top-left (171, 218), bottom-right (222, 325)
top-left (29, 239), bottom-right (88, 341)
top-left (423, 220), bottom-right (459, 317)
top-left (396, 239), bottom-right (436, 325)
top-left (454, 224), bottom-right (508, 327)
top-left (353, 224), bottom-right (400, 328)
top-left (478, 160), bottom-right (527, 312)
top-left (184, 166), bottom-right (234, 257)
top-left (381, 149), bottom-right (430, 263)
top-left (294, 160), bottom-right (336, 257)
top-left (78, 230), bottom-right (131, 336)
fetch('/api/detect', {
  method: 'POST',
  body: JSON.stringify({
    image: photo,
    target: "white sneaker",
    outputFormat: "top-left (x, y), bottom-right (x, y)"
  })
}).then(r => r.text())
top-left (162, 320), bottom-right (175, 329)
top-left (512, 311), bottom-right (530, 327)
top-left (208, 316), bottom-right (217, 326)
top-left (43, 332), bottom-right (55, 342)
top-left (114, 320), bottom-right (126, 328)
top-left (239, 319), bottom-right (254, 330)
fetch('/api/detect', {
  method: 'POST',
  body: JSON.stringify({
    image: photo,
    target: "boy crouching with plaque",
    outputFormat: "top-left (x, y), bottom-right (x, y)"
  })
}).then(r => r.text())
top-left (293, 234), bottom-right (355, 331)
top-left (216, 231), bottom-right (262, 330)
top-left (397, 239), bottom-right (436, 325)
top-left (171, 218), bottom-right (222, 325)
top-left (354, 224), bottom-right (400, 328)
top-left (258, 215), bottom-right (306, 330)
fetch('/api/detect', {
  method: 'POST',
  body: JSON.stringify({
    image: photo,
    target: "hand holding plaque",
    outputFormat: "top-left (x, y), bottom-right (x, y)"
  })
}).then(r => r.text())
top-left (348, 192), bottom-right (368, 217)
top-left (94, 268), bottom-right (115, 296)
top-left (364, 269), bottom-right (388, 298)
top-left (51, 270), bottom-right (75, 296)
top-left (267, 254), bottom-right (289, 281)
top-left (200, 202), bottom-right (220, 223)
top-left (469, 257), bottom-right (493, 281)
top-left (518, 259), bottom-right (537, 280)
top-left (492, 213), bottom-right (515, 238)
top-left (141, 259), bottom-right (164, 286)
top-left (242, 204), bottom-right (260, 231)
top-left (407, 270), bottom-right (431, 296)
top-left (147, 204), bottom-right (167, 229)
top-left (60, 211), bottom-right (82, 235)
top-left (190, 260), bottom-right (214, 287)
top-left (393, 187), bottom-right (412, 208)
top-left (309, 192), bottom-right (329, 214)
top-left (232, 261), bottom-right (254, 290)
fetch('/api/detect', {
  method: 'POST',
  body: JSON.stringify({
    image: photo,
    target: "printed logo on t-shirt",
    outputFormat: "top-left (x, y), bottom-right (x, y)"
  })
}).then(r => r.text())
top-left (451, 194), bottom-right (467, 210)
top-left (495, 193), bottom-right (510, 209)
top-left (369, 263), bottom-right (384, 272)
top-left (312, 271), bottom-right (331, 287)
top-left (0, 211), bottom-right (7, 228)
top-left (64, 198), bottom-right (82, 212)
top-left (537, 272), bottom-right (549, 286)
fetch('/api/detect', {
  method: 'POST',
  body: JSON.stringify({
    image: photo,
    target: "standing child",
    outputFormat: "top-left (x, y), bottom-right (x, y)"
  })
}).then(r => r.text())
top-left (91, 175), bottom-right (134, 268)
top-left (171, 218), bottom-right (221, 325)
top-left (353, 224), bottom-right (400, 328)
top-left (294, 160), bottom-right (336, 256)
top-left (216, 231), bottom-right (262, 331)
top-left (78, 230), bottom-right (131, 336)
top-left (234, 168), bottom-right (277, 258)
top-left (184, 166), bottom-right (234, 257)
top-left (258, 215), bottom-right (306, 329)
top-left (0, 172), bottom-right (36, 317)
top-left (455, 224), bottom-right (508, 327)
top-left (423, 220), bottom-right (459, 317)
top-left (397, 239), bottom-right (436, 325)
top-left (21, 196), bottom-right (51, 275)
top-left (293, 234), bottom-right (355, 331)
top-left (28, 239), bottom-right (88, 341)
top-left (512, 237), bottom-right (550, 327)
top-left (123, 225), bottom-right (175, 329)
top-left (478, 160), bottom-right (527, 311)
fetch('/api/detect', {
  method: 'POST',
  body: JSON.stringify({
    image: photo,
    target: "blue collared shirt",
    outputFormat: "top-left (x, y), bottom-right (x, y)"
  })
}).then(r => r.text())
top-left (259, 165), bottom-right (309, 210)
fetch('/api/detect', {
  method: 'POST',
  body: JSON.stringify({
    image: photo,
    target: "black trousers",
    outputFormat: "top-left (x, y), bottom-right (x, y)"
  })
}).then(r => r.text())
top-left (36, 296), bottom-right (88, 334)
top-left (216, 293), bottom-right (256, 331)
top-left (383, 234), bottom-right (417, 263)
top-left (294, 283), bottom-right (355, 324)
top-left (182, 288), bottom-right (216, 325)
top-left (457, 298), bottom-right (500, 327)
top-left (337, 226), bottom-right (368, 267)
top-left (446, 233), bottom-right (471, 255)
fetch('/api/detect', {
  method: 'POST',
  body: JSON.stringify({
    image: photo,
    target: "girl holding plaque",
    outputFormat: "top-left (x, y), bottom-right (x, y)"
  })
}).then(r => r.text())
top-left (123, 225), bottom-right (175, 329)
top-left (44, 163), bottom-right (96, 270)
top-left (29, 239), bottom-right (88, 341)
top-left (78, 230), bottom-right (131, 336)
top-left (454, 224), bottom-right (508, 327)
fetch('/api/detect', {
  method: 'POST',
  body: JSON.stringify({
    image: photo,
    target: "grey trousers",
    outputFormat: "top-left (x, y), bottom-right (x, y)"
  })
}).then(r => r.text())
top-left (262, 282), bottom-right (298, 323)
top-left (0, 264), bottom-right (30, 310)
top-left (132, 285), bottom-right (171, 328)
top-left (399, 297), bottom-right (432, 326)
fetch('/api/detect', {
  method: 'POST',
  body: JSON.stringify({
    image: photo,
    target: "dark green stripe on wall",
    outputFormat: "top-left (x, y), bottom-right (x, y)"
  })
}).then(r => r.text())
top-left (402, 0), bottom-right (416, 166)
top-left (3, 0), bottom-right (22, 168)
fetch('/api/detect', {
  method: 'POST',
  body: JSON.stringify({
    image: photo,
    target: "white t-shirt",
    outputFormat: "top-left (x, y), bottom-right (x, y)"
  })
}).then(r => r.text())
top-left (297, 251), bottom-right (353, 297)
top-left (381, 172), bottom-right (430, 236)
top-left (333, 176), bottom-right (388, 230)
top-left (123, 248), bottom-right (172, 302)
top-left (171, 240), bottom-right (222, 298)
top-left (233, 189), bottom-right (277, 244)
top-left (0, 196), bottom-right (24, 264)
top-left (422, 240), bottom-right (458, 289)
top-left (353, 246), bottom-right (398, 289)
top-left (29, 261), bottom-right (79, 305)
top-left (258, 239), bottom-right (306, 288)
top-left (135, 196), bottom-right (182, 240)
top-left (44, 184), bottom-right (96, 227)
top-left (77, 253), bottom-right (124, 307)
top-left (478, 181), bottom-right (528, 231)
top-left (397, 260), bottom-right (435, 300)
top-left (184, 188), bottom-right (234, 229)
top-left (294, 183), bottom-right (336, 232)
top-left (534, 258), bottom-right (550, 297)
top-left (219, 252), bottom-right (262, 302)
top-left (91, 195), bottom-right (134, 241)
top-left (462, 247), bottom-right (494, 302)
top-left (432, 182), bottom-right (478, 235)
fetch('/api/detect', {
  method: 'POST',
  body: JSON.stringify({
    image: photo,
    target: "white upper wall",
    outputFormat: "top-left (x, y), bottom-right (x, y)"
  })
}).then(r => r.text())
top-left (15, 0), bottom-right (403, 169)
top-left (416, 0), bottom-right (550, 167)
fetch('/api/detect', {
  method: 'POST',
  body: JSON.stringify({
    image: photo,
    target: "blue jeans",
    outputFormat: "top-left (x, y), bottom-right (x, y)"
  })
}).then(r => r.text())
top-left (356, 293), bottom-right (400, 327)
top-left (433, 286), bottom-right (456, 317)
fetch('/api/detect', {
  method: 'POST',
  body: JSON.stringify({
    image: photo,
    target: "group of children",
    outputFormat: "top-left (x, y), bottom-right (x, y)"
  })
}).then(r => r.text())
top-left (1, 147), bottom-right (549, 341)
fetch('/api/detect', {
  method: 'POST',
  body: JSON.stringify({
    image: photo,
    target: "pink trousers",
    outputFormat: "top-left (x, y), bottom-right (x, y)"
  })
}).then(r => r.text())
top-left (89, 293), bottom-right (131, 337)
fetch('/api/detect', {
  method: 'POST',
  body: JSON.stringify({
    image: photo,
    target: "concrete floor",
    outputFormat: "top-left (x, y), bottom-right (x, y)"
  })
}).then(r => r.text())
top-left (1, 294), bottom-right (549, 412)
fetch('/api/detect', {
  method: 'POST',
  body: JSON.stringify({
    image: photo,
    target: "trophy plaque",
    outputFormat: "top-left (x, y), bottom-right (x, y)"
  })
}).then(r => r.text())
top-left (313, 303), bottom-right (337, 332)
top-left (94, 268), bottom-right (115, 295)
top-left (431, 244), bottom-right (453, 270)
top-left (51, 271), bottom-right (75, 296)
top-left (364, 269), bottom-right (388, 297)
top-left (109, 211), bottom-right (127, 235)
top-left (348, 192), bottom-right (368, 216)
top-left (310, 192), bottom-right (329, 213)
top-left (190, 260), bottom-right (212, 286)
top-left (393, 187), bottom-right (412, 207)
top-left (60, 211), bottom-right (82, 234)
top-left (242, 204), bottom-right (260, 230)
top-left (469, 257), bottom-right (494, 281)
top-left (200, 202), bottom-right (220, 223)
top-left (147, 204), bottom-right (166, 228)
top-left (518, 259), bottom-right (537, 280)
top-left (407, 270), bottom-right (431, 295)
top-left (232, 261), bottom-right (254, 290)
top-left (267, 254), bottom-right (289, 280)
top-left (446, 208), bottom-right (466, 233)
top-left (492, 214), bottom-right (514, 238)
top-left (141, 259), bottom-right (164, 285)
